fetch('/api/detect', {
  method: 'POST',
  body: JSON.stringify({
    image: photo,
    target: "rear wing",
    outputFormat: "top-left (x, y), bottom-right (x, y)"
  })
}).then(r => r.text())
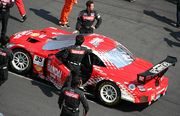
top-left (137, 56), bottom-right (177, 84)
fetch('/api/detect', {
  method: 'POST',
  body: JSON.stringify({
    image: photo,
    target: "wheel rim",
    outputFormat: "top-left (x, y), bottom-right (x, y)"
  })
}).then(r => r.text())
top-left (12, 51), bottom-right (30, 71)
top-left (100, 84), bottom-right (118, 103)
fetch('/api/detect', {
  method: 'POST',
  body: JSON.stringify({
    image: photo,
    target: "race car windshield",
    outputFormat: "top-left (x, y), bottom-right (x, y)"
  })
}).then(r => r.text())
top-left (103, 45), bottom-right (135, 68)
top-left (42, 34), bottom-right (76, 50)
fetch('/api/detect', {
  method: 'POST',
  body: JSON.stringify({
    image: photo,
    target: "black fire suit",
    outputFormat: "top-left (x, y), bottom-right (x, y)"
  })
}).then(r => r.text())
top-left (63, 45), bottom-right (91, 76)
top-left (58, 86), bottom-right (89, 116)
top-left (0, 46), bottom-right (13, 85)
top-left (0, 0), bottom-right (14, 44)
top-left (76, 9), bottom-right (102, 34)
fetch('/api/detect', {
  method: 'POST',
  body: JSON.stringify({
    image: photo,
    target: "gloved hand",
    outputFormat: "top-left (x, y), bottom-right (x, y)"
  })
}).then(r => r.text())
top-left (73, 30), bottom-right (79, 34)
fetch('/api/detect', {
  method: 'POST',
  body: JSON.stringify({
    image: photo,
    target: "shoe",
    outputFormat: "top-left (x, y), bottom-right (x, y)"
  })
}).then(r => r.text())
top-left (65, 24), bottom-right (70, 28)
top-left (21, 15), bottom-right (27, 22)
top-left (176, 24), bottom-right (180, 28)
top-left (59, 23), bottom-right (65, 27)
top-left (59, 23), bottom-right (70, 28)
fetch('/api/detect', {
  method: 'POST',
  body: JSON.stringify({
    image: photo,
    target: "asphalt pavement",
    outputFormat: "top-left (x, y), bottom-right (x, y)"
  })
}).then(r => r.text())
top-left (1, 0), bottom-right (180, 116)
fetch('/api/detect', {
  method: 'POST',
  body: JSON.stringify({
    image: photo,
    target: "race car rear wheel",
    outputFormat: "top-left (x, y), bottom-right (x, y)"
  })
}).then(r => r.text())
top-left (10, 49), bottom-right (32, 74)
top-left (97, 81), bottom-right (121, 106)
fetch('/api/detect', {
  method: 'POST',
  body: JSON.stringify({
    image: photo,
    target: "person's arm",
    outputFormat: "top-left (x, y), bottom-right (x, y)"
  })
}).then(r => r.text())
top-left (80, 92), bottom-right (89, 116)
top-left (58, 89), bottom-right (65, 109)
top-left (8, 49), bottom-right (13, 62)
top-left (76, 11), bottom-right (83, 31)
top-left (7, 0), bottom-right (15, 8)
top-left (94, 11), bottom-right (102, 29)
top-left (74, 0), bottom-right (77, 4)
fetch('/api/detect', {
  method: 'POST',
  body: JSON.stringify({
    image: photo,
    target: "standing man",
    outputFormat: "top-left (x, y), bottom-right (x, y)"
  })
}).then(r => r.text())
top-left (59, 0), bottom-right (77, 27)
top-left (58, 78), bottom-right (89, 116)
top-left (0, 37), bottom-right (13, 86)
top-left (58, 34), bottom-right (92, 77)
top-left (75, 0), bottom-right (102, 34)
top-left (0, 0), bottom-right (14, 45)
top-left (177, 0), bottom-right (180, 28)
top-left (15, 0), bottom-right (27, 22)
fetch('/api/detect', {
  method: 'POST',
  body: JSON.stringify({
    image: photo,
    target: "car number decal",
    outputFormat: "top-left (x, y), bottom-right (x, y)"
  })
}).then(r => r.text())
top-left (33, 55), bottom-right (45, 66)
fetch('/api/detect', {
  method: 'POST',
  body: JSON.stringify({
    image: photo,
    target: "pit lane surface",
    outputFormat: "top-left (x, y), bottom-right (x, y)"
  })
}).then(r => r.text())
top-left (1, 0), bottom-right (180, 116)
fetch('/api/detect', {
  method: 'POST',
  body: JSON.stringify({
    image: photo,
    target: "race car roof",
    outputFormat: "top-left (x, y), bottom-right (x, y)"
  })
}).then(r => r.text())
top-left (42, 34), bottom-right (76, 50)
top-left (42, 34), bottom-right (117, 52)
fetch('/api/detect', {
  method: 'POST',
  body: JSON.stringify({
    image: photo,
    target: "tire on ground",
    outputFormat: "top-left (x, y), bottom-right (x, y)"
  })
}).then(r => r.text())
top-left (10, 49), bottom-right (32, 74)
top-left (97, 81), bottom-right (121, 106)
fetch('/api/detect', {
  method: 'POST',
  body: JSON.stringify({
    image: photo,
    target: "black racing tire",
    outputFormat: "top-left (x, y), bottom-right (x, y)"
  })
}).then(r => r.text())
top-left (97, 81), bottom-right (121, 106)
top-left (10, 49), bottom-right (32, 75)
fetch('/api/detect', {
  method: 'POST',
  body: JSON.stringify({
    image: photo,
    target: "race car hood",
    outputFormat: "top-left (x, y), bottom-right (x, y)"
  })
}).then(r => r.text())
top-left (9, 27), bottom-right (72, 56)
top-left (102, 58), bottom-right (153, 83)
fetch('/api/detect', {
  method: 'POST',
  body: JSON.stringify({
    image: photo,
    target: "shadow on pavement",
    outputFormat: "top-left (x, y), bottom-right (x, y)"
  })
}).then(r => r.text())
top-left (9, 15), bottom-right (21, 22)
top-left (143, 10), bottom-right (176, 27)
top-left (164, 38), bottom-right (180, 47)
top-left (164, 27), bottom-right (180, 42)
top-left (29, 8), bottom-right (58, 25)
top-left (30, 74), bottom-right (60, 97)
top-left (86, 95), bottom-right (148, 112)
top-left (165, 0), bottom-right (177, 4)
top-left (164, 27), bottom-right (180, 47)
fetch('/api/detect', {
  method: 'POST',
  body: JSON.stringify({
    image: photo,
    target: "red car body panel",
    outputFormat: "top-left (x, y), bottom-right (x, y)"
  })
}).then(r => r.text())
top-left (9, 27), bottom-right (170, 104)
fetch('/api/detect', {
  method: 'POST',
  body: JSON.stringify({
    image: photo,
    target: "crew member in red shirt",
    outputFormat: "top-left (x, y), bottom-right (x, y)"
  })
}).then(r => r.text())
top-left (15, 0), bottom-right (27, 22)
top-left (59, 0), bottom-right (77, 27)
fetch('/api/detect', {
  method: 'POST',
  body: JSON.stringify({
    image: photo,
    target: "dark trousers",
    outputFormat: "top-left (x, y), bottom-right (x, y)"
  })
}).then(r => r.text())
top-left (67, 63), bottom-right (81, 76)
top-left (177, 11), bottom-right (180, 27)
top-left (60, 107), bottom-right (79, 116)
top-left (0, 68), bottom-right (8, 86)
top-left (0, 9), bottom-right (10, 44)
top-left (79, 27), bottom-right (93, 34)
top-left (61, 63), bottom-right (81, 88)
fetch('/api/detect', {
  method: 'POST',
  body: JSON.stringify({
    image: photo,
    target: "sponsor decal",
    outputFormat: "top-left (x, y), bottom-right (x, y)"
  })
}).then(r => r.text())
top-left (83, 16), bottom-right (95, 21)
top-left (33, 55), bottom-right (45, 67)
top-left (151, 94), bottom-right (155, 101)
top-left (0, 51), bottom-right (6, 56)
top-left (14, 31), bottom-right (33, 39)
top-left (39, 34), bottom-right (47, 38)
top-left (34, 65), bottom-right (43, 72)
top-left (51, 32), bottom-right (63, 35)
top-left (70, 49), bottom-right (85, 54)
top-left (149, 61), bottom-right (172, 74)
top-left (64, 91), bottom-right (80, 99)
top-left (31, 33), bottom-right (40, 37)
top-left (47, 65), bottom-right (62, 78)
top-left (89, 37), bottom-right (104, 47)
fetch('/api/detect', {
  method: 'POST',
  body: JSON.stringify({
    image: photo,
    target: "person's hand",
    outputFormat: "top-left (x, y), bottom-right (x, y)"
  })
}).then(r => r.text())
top-left (73, 30), bottom-right (79, 34)
top-left (74, 0), bottom-right (77, 4)
top-left (91, 25), bottom-right (96, 30)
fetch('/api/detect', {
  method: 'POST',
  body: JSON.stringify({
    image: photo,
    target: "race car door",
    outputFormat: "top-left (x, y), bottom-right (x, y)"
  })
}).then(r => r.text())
top-left (46, 55), bottom-right (69, 87)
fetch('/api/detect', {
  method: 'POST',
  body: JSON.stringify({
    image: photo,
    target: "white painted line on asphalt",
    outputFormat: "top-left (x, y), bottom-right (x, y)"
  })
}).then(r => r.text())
top-left (9, 72), bottom-right (97, 104)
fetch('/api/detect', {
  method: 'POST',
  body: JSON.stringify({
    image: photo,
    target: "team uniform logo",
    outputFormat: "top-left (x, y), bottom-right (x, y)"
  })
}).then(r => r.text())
top-left (64, 91), bottom-right (80, 99)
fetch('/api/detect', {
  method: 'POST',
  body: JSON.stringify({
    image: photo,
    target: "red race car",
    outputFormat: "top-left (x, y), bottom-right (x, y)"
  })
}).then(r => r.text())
top-left (8, 27), bottom-right (177, 106)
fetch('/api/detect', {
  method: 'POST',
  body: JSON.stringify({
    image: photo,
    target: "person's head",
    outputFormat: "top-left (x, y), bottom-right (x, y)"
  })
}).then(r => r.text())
top-left (86, 0), bottom-right (94, 11)
top-left (75, 35), bottom-right (85, 46)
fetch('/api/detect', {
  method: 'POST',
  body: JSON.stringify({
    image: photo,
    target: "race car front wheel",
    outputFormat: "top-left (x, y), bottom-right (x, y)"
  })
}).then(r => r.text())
top-left (97, 81), bottom-right (121, 106)
top-left (10, 49), bottom-right (32, 74)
